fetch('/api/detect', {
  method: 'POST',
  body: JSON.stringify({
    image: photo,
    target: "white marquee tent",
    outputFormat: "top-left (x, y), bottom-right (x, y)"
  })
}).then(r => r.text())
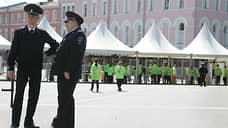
top-left (181, 24), bottom-right (228, 57)
top-left (0, 35), bottom-right (11, 50)
top-left (86, 21), bottom-right (135, 56)
top-left (132, 23), bottom-right (187, 57)
top-left (38, 16), bottom-right (62, 43)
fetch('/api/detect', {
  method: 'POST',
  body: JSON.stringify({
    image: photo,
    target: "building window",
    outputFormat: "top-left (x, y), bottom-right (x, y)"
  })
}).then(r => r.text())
top-left (11, 14), bottom-right (15, 24)
top-left (135, 24), bottom-right (142, 45)
top-left (0, 15), bottom-right (2, 24)
top-left (4, 28), bottom-right (8, 40)
top-left (124, 0), bottom-right (130, 14)
top-left (164, 0), bottom-right (169, 10)
top-left (72, 5), bottom-right (75, 11)
top-left (179, 0), bottom-right (184, 8)
top-left (175, 23), bottom-right (185, 46)
top-left (203, 0), bottom-right (209, 9)
top-left (0, 29), bottom-right (2, 35)
top-left (136, 0), bottom-right (142, 13)
top-left (83, 3), bottom-right (87, 17)
top-left (63, 6), bottom-right (66, 19)
top-left (5, 14), bottom-right (9, 24)
top-left (11, 29), bottom-right (14, 41)
top-left (52, 10), bottom-right (57, 22)
top-left (103, 1), bottom-right (108, 16)
top-left (113, 0), bottom-right (118, 14)
top-left (215, 0), bottom-right (220, 11)
top-left (224, 26), bottom-right (228, 46)
top-left (226, 0), bottom-right (228, 12)
top-left (92, 2), bottom-right (97, 16)
top-left (212, 24), bottom-right (220, 41)
top-left (24, 13), bottom-right (27, 24)
top-left (149, 0), bottom-right (154, 11)
top-left (67, 6), bottom-right (70, 11)
top-left (17, 13), bottom-right (21, 24)
top-left (45, 11), bottom-right (49, 20)
top-left (124, 25), bottom-right (130, 45)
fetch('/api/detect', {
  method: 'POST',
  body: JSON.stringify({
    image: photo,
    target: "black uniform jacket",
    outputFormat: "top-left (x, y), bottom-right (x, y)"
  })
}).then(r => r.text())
top-left (52, 27), bottom-right (87, 79)
top-left (7, 26), bottom-right (59, 71)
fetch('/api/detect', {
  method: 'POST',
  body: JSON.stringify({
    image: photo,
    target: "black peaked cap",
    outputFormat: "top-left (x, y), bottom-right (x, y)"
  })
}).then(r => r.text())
top-left (24, 4), bottom-right (43, 16)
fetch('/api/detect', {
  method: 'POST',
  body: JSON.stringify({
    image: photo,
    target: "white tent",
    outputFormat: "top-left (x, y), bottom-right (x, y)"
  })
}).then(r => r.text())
top-left (86, 21), bottom-right (135, 56)
top-left (0, 35), bottom-right (11, 50)
top-left (38, 16), bottom-right (62, 43)
top-left (132, 23), bottom-right (187, 57)
top-left (181, 24), bottom-right (228, 57)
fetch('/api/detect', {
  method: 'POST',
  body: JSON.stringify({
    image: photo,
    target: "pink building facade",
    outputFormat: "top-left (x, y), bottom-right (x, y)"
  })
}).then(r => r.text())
top-left (59, 0), bottom-right (228, 49)
top-left (0, 0), bottom-right (61, 42)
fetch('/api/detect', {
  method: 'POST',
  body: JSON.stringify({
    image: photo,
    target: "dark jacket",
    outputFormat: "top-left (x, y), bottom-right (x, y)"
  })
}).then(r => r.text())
top-left (7, 26), bottom-right (59, 71)
top-left (52, 27), bottom-right (86, 79)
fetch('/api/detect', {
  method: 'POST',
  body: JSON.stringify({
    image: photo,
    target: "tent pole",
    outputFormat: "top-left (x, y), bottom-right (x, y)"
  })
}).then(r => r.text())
top-left (181, 59), bottom-right (184, 84)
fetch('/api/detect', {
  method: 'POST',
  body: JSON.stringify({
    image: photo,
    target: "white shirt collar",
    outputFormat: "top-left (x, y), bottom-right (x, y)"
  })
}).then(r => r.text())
top-left (27, 25), bottom-right (36, 31)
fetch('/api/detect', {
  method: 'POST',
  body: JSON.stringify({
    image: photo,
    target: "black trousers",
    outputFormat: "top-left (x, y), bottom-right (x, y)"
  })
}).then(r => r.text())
top-left (223, 77), bottom-right (227, 85)
top-left (200, 75), bottom-right (206, 86)
top-left (53, 75), bottom-right (77, 128)
top-left (117, 79), bottom-right (123, 91)
top-left (12, 68), bottom-right (41, 127)
top-left (216, 76), bottom-right (221, 85)
top-left (91, 80), bottom-right (99, 91)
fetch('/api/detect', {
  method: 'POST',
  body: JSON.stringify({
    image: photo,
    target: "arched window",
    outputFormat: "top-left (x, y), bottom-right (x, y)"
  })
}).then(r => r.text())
top-left (114, 26), bottom-right (118, 38)
top-left (135, 24), bottom-right (142, 45)
top-left (92, 1), bottom-right (97, 16)
top-left (175, 23), bottom-right (185, 46)
top-left (212, 24), bottom-right (220, 41)
top-left (224, 26), bottom-right (228, 46)
top-left (124, 25), bottom-right (130, 46)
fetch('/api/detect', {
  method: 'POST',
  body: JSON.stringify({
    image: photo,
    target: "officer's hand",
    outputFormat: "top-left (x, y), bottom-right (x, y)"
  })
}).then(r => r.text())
top-left (64, 72), bottom-right (70, 80)
top-left (8, 71), bottom-right (15, 80)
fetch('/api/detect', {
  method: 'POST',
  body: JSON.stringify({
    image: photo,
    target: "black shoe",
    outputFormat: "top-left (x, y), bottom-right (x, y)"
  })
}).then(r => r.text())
top-left (24, 124), bottom-right (40, 128)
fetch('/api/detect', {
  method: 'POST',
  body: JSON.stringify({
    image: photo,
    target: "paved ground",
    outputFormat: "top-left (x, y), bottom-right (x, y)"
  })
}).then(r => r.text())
top-left (1, 81), bottom-right (228, 128)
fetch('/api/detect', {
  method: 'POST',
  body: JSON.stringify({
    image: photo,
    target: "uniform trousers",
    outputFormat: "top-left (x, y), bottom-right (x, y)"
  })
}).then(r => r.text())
top-left (91, 80), bottom-right (99, 91)
top-left (117, 79), bottom-right (123, 91)
top-left (53, 75), bottom-right (77, 128)
top-left (12, 68), bottom-right (41, 127)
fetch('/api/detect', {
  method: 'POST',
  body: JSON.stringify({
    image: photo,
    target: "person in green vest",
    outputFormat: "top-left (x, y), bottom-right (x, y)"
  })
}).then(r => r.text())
top-left (214, 64), bottom-right (222, 85)
top-left (223, 65), bottom-right (228, 85)
top-left (90, 58), bottom-right (102, 92)
top-left (138, 64), bottom-right (142, 84)
top-left (172, 64), bottom-right (177, 84)
top-left (190, 67), bottom-right (194, 85)
top-left (107, 63), bottom-right (114, 83)
top-left (163, 63), bottom-right (169, 84)
top-left (150, 63), bottom-right (157, 84)
top-left (157, 65), bottom-right (162, 84)
top-left (195, 68), bottom-right (201, 85)
top-left (185, 67), bottom-right (190, 84)
top-left (104, 64), bottom-right (110, 83)
top-left (115, 61), bottom-right (125, 91)
top-left (168, 65), bottom-right (172, 84)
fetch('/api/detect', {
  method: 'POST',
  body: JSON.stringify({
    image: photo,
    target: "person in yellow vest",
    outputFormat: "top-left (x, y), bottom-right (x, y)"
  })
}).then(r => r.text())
top-left (190, 67), bottom-right (194, 85)
top-left (115, 61), bottom-right (125, 91)
top-left (90, 58), bottom-right (102, 92)
top-left (104, 64), bottom-right (109, 83)
top-left (107, 63), bottom-right (114, 83)
top-left (163, 63), bottom-right (169, 84)
top-left (223, 65), bottom-right (228, 85)
top-left (214, 64), bottom-right (222, 85)
top-left (172, 64), bottom-right (177, 84)
top-left (123, 63), bottom-right (129, 84)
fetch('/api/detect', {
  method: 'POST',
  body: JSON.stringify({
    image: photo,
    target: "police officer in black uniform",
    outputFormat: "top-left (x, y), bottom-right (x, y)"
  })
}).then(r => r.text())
top-left (199, 63), bottom-right (208, 87)
top-left (51, 11), bottom-right (86, 128)
top-left (7, 4), bottom-right (59, 128)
